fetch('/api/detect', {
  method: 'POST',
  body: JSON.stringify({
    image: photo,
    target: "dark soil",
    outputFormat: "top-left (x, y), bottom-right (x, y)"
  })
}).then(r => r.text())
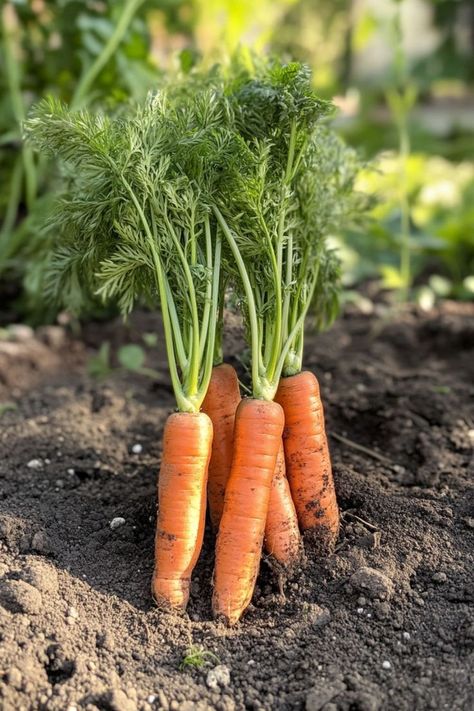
top-left (0, 302), bottom-right (473, 711)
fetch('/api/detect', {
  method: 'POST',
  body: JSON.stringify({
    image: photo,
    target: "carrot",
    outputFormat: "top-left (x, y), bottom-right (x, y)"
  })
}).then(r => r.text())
top-left (264, 441), bottom-right (302, 569)
top-left (275, 370), bottom-right (339, 552)
top-left (213, 398), bottom-right (284, 624)
top-left (152, 412), bottom-right (212, 610)
top-left (201, 363), bottom-right (241, 530)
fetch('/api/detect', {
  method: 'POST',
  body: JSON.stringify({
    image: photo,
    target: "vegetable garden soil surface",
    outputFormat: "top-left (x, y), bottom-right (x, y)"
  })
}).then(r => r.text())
top-left (0, 302), bottom-right (473, 711)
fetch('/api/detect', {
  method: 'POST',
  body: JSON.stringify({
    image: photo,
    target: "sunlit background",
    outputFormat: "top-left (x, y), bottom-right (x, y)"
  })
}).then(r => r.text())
top-left (1, 0), bottom-right (473, 322)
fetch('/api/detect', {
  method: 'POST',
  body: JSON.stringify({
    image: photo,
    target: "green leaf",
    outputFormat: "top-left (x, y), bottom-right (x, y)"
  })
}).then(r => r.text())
top-left (380, 265), bottom-right (407, 289)
top-left (118, 344), bottom-right (145, 371)
top-left (0, 402), bottom-right (17, 417)
top-left (463, 275), bottom-right (474, 294)
top-left (87, 342), bottom-right (112, 378)
top-left (142, 332), bottom-right (158, 347)
top-left (429, 274), bottom-right (451, 297)
top-left (179, 48), bottom-right (199, 74)
top-left (431, 385), bottom-right (451, 395)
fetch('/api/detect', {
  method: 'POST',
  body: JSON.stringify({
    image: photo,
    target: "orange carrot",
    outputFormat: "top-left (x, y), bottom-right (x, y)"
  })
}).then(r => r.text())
top-left (264, 441), bottom-right (302, 569)
top-left (213, 398), bottom-right (284, 624)
top-left (275, 371), bottom-right (339, 552)
top-left (152, 412), bottom-right (212, 610)
top-left (201, 364), bottom-right (241, 529)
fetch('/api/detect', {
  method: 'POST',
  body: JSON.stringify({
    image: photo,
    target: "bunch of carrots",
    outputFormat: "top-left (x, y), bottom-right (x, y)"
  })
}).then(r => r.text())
top-left (26, 56), bottom-right (362, 625)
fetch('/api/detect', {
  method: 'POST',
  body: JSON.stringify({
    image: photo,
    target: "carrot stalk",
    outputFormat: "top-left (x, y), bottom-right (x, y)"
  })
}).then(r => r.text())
top-left (213, 399), bottom-right (284, 625)
top-left (201, 363), bottom-right (241, 530)
top-left (152, 412), bottom-right (213, 610)
top-left (264, 441), bottom-right (302, 569)
top-left (275, 371), bottom-right (339, 553)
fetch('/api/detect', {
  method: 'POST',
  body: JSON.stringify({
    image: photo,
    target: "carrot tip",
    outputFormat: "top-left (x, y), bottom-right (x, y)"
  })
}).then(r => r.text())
top-left (151, 575), bottom-right (190, 612)
top-left (264, 544), bottom-right (305, 579)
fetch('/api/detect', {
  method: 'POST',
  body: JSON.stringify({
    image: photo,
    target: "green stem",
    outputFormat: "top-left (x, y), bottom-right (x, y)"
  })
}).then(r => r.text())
top-left (281, 232), bottom-right (293, 342)
top-left (196, 231), bottom-right (222, 406)
top-left (163, 273), bottom-right (187, 372)
top-left (269, 120), bottom-right (298, 380)
top-left (283, 327), bottom-right (304, 377)
top-left (161, 210), bottom-right (200, 396)
top-left (2, 7), bottom-right (37, 210)
top-left (198, 216), bottom-right (213, 363)
top-left (213, 206), bottom-right (262, 397)
top-left (71, 0), bottom-right (146, 110)
top-left (398, 112), bottom-right (411, 300)
top-left (121, 177), bottom-right (191, 411)
top-left (0, 156), bottom-right (23, 247)
top-left (273, 269), bottom-right (319, 388)
top-left (213, 272), bottom-right (227, 366)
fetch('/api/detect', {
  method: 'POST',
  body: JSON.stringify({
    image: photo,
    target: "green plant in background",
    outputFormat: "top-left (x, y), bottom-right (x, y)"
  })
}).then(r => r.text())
top-left (0, 0), bottom-right (187, 320)
top-left (385, 0), bottom-right (417, 300)
top-left (87, 341), bottom-right (161, 380)
top-left (271, 0), bottom-right (351, 96)
top-left (325, 0), bottom-right (474, 303)
top-left (341, 152), bottom-right (474, 301)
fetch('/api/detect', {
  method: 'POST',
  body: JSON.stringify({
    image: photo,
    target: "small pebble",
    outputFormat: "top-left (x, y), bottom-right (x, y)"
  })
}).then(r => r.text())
top-left (27, 459), bottom-right (43, 470)
top-left (357, 607), bottom-right (364, 614)
top-left (433, 572), bottom-right (447, 584)
top-left (157, 690), bottom-right (169, 710)
top-left (147, 696), bottom-right (156, 704)
top-left (110, 517), bottom-right (126, 530)
top-left (67, 606), bottom-right (79, 619)
top-left (131, 443), bottom-right (143, 454)
top-left (31, 531), bottom-right (52, 554)
top-left (206, 664), bottom-right (231, 690)
top-left (402, 632), bottom-right (411, 640)
top-left (350, 567), bottom-right (394, 600)
top-left (67, 468), bottom-right (75, 475)
top-left (305, 603), bottom-right (331, 628)
top-left (382, 661), bottom-right (391, 670)
top-left (392, 464), bottom-right (405, 474)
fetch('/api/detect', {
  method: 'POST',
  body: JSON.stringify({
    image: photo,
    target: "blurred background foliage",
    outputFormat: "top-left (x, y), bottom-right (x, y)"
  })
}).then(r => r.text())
top-left (0, 0), bottom-right (473, 323)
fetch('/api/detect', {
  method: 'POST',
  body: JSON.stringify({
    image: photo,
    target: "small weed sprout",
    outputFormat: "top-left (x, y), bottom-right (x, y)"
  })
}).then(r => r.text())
top-left (179, 645), bottom-right (219, 671)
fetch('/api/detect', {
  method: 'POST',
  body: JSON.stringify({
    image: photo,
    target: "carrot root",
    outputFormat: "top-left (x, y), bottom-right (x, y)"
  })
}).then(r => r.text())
top-left (276, 371), bottom-right (340, 554)
top-left (152, 411), bottom-right (212, 611)
top-left (212, 398), bottom-right (284, 625)
top-left (264, 441), bottom-right (302, 572)
top-left (201, 363), bottom-right (241, 530)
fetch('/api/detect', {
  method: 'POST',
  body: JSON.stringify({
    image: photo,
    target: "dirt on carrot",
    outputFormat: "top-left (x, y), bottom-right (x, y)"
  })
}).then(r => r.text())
top-left (0, 301), bottom-right (473, 710)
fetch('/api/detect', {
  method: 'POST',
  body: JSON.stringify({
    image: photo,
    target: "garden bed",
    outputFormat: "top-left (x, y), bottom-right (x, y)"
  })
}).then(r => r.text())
top-left (0, 302), bottom-right (473, 711)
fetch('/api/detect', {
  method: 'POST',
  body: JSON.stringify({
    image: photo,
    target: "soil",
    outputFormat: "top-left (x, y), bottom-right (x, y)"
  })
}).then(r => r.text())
top-left (0, 302), bottom-right (473, 711)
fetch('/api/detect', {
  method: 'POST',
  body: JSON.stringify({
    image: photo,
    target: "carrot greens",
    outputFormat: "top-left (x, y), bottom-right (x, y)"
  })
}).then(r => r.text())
top-left (25, 90), bottom-right (232, 413)
top-left (211, 60), bottom-right (359, 398)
